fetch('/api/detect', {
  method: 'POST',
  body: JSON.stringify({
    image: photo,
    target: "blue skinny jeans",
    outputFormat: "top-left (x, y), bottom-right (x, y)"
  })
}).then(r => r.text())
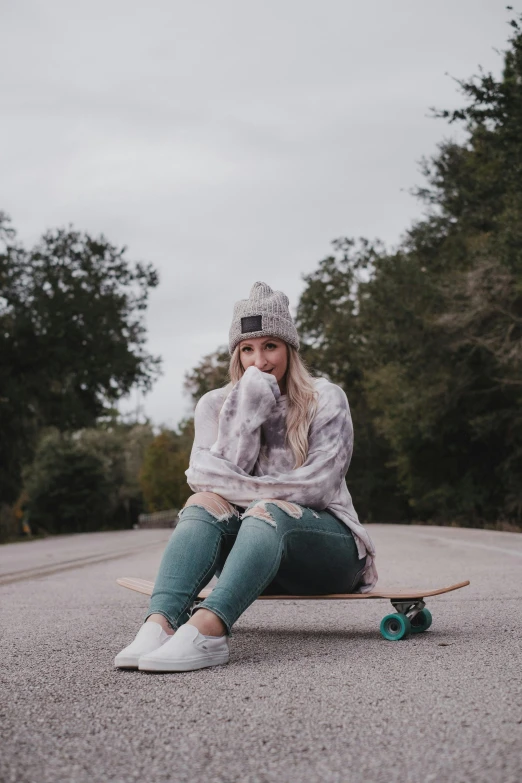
top-left (146, 501), bottom-right (367, 634)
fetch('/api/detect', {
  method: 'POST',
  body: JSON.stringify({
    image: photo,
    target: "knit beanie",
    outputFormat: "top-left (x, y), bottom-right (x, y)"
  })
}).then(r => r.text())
top-left (228, 281), bottom-right (300, 354)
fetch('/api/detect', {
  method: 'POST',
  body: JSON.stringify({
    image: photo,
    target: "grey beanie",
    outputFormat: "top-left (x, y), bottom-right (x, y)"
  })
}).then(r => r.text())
top-left (228, 281), bottom-right (300, 354)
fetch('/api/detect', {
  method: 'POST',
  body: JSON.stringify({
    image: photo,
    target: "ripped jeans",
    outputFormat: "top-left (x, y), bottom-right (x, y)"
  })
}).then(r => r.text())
top-left (146, 495), bottom-right (367, 634)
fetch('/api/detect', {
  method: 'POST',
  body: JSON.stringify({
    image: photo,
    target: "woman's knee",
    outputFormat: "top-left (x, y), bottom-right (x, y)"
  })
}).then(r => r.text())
top-left (182, 492), bottom-right (236, 521)
top-left (243, 499), bottom-right (304, 529)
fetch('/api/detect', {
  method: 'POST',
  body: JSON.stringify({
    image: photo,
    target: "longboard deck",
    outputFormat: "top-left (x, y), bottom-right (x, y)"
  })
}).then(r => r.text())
top-left (116, 576), bottom-right (470, 601)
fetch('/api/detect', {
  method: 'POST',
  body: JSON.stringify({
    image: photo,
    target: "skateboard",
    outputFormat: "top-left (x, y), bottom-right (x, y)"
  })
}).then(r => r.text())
top-left (117, 577), bottom-right (470, 641)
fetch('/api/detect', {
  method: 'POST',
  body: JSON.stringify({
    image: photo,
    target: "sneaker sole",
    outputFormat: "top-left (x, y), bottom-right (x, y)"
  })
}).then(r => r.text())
top-left (138, 654), bottom-right (229, 672)
top-left (114, 655), bottom-right (140, 669)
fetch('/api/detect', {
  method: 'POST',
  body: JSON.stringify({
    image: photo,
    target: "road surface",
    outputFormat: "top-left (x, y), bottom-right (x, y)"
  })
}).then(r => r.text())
top-left (1, 524), bottom-right (521, 783)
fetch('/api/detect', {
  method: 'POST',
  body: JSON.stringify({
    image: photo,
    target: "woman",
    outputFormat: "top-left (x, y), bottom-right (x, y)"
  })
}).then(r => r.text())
top-left (115, 282), bottom-right (377, 672)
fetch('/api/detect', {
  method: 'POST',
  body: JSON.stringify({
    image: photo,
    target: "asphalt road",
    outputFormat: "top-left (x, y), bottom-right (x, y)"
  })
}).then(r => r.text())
top-left (1, 524), bottom-right (521, 783)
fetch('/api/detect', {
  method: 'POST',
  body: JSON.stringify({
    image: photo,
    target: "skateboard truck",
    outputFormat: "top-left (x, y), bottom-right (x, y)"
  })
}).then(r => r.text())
top-left (390, 598), bottom-right (426, 617)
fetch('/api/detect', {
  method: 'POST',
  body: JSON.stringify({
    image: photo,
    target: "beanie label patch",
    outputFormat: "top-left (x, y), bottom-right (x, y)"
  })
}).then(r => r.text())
top-left (241, 315), bottom-right (262, 334)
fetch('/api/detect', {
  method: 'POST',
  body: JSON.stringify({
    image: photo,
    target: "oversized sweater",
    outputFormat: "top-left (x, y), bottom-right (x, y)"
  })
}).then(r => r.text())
top-left (185, 365), bottom-right (378, 592)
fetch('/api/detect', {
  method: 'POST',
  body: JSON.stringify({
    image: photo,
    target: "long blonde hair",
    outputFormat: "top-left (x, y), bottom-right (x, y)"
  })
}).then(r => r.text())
top-left (229, 344), bottom-right (318, 468)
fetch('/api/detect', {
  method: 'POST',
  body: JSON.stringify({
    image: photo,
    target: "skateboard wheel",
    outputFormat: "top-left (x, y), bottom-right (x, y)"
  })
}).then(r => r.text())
top-left (380, 613), bottom-right (411, 641)
top-left (410, 608), bottom-right (432, 633)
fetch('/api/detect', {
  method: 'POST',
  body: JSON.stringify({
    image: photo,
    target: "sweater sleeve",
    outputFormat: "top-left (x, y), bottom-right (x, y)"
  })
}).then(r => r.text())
top-left (186, 379), bottom-right (353, 509)
top-left (209, 366), bottom-right (280, 474)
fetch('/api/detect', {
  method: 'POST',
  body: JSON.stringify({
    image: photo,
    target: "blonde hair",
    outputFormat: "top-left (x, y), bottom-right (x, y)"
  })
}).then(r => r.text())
top-left (229, 343), bottom-right (318, 468)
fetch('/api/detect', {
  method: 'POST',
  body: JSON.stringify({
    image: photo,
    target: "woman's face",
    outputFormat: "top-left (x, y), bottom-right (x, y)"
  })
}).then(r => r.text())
top-left (238, 336), bottom-right (288, 392)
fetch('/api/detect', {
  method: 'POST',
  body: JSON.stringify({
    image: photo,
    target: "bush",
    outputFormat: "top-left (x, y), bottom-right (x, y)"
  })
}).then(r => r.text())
top-left (24, 431), bottom-right (112, 534)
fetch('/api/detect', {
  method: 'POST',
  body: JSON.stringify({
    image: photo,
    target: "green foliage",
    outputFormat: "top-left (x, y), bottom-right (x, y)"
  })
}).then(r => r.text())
top-left (139, 420), bottom-right (194, 512)
top-left (0, 218), bottom-right (161, 503)
top-left (184, 346), bottom-right (230, 405)
top-left (20, 423), bottom-right (155, 535)
top-left (298, 11), bottom-right (522, 527)
top-left (23, 431), bottom-right (113, 534)
top-left (296, 239), bottom-right (410, 522)
top-left (75, 423), bottom-right (155, 526)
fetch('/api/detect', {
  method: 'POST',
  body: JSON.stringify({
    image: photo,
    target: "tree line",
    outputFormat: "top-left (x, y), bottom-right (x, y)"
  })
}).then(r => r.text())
top-left (1, 11), bottom-right (521, 540)
top-left (0, 218), bottom-right (191, 540)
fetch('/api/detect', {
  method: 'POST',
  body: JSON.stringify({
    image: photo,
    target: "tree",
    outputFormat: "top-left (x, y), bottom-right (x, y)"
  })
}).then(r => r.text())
top-left (23, 430), bottom-right (113, 534)
top-left (139, 421), bottom-right (194, 512)
top-left (17, 422), bottom-right (156, 537)
top-left (0, 218), bottom-right (161, 503)
top-left (183, 346), bottom-right (230, 404)
top-left (296, 239), bottom-right (411, 522)
top-left (297, 11), bottom-right (522, 527)
top-left (371, 11), bottom-right (522, 524)
top-left (76, 422), bottom-right (155, 526)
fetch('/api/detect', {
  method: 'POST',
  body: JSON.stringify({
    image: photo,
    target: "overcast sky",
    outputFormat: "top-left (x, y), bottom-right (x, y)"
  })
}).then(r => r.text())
top-left (1, 1), bottom-right (512, 428)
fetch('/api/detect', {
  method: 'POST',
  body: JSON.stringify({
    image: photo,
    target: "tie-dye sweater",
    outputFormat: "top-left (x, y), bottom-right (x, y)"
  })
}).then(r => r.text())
top-left (185, 365), bottom-right (378, 592)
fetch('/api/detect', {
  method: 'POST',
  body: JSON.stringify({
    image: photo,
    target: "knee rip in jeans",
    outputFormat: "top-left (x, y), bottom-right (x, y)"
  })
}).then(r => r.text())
top-left (242, 499), bottom-right (304, 528)
top-left (179, 492), bottom-right (239, 523)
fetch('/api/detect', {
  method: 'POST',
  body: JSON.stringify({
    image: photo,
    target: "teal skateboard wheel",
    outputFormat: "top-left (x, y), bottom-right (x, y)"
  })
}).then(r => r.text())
top-left (410, 608), bottom-right (433, 633)
top-left (380, 613), bottom-right (411, 641)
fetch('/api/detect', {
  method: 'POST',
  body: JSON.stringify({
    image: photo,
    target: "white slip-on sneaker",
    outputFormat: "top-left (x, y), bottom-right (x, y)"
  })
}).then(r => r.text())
top-left (114, 621), bottom-right (172, 669)
top-left (138, 624), bottom-right (229, 672)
